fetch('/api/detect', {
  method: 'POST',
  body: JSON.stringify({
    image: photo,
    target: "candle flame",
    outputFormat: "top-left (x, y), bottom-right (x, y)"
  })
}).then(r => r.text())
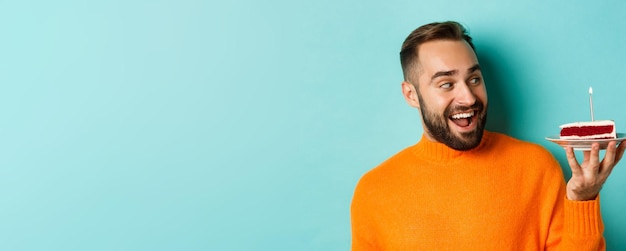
top-left (589, 87), bottom-right (593, 94)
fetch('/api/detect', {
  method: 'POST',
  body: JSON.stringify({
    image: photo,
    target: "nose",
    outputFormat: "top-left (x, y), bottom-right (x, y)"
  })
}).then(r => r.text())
top-left (455, 83), bottom-right (477, 106)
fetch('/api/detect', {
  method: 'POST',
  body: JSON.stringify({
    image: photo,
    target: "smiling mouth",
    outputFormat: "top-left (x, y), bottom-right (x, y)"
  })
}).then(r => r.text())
top-left (449, 110), bottom-right (475, 127)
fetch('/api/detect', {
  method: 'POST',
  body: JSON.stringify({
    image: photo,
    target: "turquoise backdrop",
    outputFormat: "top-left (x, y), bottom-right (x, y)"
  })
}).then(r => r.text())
top-left (1, 0), bottom-right (625, 250)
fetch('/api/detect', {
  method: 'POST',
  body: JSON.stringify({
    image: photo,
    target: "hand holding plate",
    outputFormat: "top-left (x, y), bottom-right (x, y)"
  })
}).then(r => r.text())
top-left (564, 140), bottom-right (626, 201)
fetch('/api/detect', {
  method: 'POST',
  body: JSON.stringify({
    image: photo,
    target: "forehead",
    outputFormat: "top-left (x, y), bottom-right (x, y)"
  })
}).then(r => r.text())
top-left (417, 40), bottom-right (479, 77)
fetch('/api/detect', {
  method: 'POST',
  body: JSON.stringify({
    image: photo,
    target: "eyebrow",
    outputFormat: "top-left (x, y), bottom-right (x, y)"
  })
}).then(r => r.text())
top-left (468, 64), bottom-right (481, 73)
top-left (431, 70), bottom-right (457, 80)
top-left (430, 64), bottom-right (481, 82)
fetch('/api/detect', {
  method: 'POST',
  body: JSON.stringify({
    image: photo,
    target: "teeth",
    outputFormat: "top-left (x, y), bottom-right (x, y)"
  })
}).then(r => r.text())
top-left (451, 111), bottom-right (474, 119)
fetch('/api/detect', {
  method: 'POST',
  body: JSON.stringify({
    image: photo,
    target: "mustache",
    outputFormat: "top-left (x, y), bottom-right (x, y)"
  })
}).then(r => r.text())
top-left (444, 101), bottom-right (485, 118)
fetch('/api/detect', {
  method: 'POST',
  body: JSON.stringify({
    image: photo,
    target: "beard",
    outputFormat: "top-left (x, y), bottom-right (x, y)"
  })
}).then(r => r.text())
top-left (417, 93), bottom-right (487, 151)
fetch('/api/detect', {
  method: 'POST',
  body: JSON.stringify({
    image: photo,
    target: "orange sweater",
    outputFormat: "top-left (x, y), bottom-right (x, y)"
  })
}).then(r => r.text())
top-left (351, 131), bottom-right (605, 250)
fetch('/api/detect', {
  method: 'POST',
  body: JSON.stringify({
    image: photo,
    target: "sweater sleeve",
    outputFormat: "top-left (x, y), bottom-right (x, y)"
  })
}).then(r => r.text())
top-left (557, 197), bottom-right (605, 250)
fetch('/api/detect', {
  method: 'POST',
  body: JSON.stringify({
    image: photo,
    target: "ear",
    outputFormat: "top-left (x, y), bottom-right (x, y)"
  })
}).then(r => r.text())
top-left (401, 81), bottom-right (420, 108)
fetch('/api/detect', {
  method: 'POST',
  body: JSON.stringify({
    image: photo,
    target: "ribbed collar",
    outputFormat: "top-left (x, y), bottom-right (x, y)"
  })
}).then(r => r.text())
top-left (412, 131), bottom-right (493, 163)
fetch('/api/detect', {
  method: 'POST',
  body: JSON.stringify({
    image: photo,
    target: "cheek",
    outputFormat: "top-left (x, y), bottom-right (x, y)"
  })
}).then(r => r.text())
top-left (428, 97), bottom-right (453, 115)
top-left (477, 92), bottom-right (488, 108)
top-left (475, 86), bottom-right (488, 104)
top-left (418, 88), bottom-right (454, 115)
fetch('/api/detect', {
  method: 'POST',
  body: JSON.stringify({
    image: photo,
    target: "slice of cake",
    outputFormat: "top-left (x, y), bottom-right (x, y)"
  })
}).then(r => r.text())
top-left (560, 120), bottom-right (616, 140)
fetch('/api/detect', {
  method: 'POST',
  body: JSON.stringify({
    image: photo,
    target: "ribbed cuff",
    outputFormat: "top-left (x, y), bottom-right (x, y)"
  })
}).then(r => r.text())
top-left (564, 196), bottom-right (604, 236)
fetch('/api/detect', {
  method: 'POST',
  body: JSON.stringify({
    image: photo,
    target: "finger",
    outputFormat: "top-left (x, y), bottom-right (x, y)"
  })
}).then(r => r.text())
top-left (582, 150), bottom-right (591, 163)
top-left (600, 141), bottom-right (617, 175)
top-left (587, 143), bottom-right (601, 173)
top-left (615, 140), bottom-right (626, 163)
top-left (566, 147), bottom-right (583, 176)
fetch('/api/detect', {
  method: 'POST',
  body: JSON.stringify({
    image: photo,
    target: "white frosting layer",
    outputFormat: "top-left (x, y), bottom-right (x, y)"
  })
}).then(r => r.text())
top-left (559, 120), bottom-right (615, 128)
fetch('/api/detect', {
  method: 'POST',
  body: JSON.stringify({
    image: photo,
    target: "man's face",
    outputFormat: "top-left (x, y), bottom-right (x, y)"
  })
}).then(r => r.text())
top-left (412, 40), bottom-right (488, 150)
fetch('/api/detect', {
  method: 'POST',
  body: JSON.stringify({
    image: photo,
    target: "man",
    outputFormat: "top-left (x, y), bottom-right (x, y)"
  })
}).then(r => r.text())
top-left (350, 21), bottom-right (626, 250)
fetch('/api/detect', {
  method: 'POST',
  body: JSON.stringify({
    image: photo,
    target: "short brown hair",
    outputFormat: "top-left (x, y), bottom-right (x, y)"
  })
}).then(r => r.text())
top-left (400, 21), bottom-right (475, 81)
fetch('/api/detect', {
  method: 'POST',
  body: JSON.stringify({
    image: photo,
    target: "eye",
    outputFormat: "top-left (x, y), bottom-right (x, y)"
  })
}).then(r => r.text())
top-left (440, 82), bottom-right (453, 89)
top-left (469, 77), bottom-right (481, 85)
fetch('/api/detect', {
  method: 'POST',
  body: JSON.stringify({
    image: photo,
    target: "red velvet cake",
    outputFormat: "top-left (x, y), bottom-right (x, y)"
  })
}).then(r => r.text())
top-left (559, 120), bottom-right (616, 140)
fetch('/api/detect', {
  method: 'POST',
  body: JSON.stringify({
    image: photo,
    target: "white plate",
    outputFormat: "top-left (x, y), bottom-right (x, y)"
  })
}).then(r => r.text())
top-left (545, 133), bottom-right (626, 150)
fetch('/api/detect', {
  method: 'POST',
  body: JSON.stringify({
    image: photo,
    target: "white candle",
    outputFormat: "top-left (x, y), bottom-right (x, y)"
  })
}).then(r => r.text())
top-left (589, 87), bottom-right (594, 121)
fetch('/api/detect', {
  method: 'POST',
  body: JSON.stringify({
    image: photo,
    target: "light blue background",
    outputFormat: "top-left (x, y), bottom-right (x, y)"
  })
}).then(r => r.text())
top-left (1, 0), bottom-right (625, 250)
